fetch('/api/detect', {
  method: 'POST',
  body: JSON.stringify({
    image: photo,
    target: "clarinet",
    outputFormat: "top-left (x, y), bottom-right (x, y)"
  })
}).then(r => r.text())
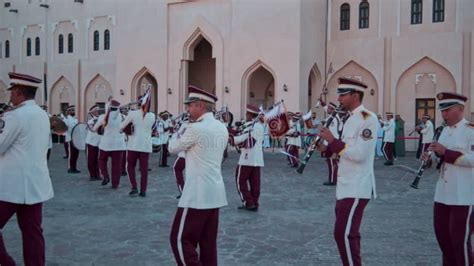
top-left (296, 106), bottom-right (341, 174)
top-left (410, 123), bottom-right (445, 189)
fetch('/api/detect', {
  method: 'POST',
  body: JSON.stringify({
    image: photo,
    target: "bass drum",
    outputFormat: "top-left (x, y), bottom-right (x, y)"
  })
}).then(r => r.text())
top-left (71, 123), bottom-right (88, 151)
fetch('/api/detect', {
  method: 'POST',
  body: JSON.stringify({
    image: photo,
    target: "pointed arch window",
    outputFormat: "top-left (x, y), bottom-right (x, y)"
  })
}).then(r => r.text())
top-left (359, 1), bottom-right (369, 29)
top-left (26, 38), bottom-right (32, 56)
top-left (340, 3), bottom-right (350, 31)
top-left (5, 40), bottom-right (9, 58)
top-left (433, 0), bottom-right (444, 23)
top-left (104, 29), bottom-right (110, 50)
top-left (35, 37), bottom-right (40, 56)
top-left (411, 0), bottom-right (423, 24)
top-left (93, 30), bottom-right (99, 51)
top-left (58, 34), bottom-right (64, 54)
top-left (68, 33), bottom-right (73, 53)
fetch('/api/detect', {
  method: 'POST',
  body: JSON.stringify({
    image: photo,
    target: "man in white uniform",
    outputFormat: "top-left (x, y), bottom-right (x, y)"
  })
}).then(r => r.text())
top-left (86, 104), bottom-right (101, 181)
top-left (0, 72), bottom-right (54, 266)
top-left (230, 104), bottom-right (264, 211)
top-left (423, 92), bottom-right (474, 265)
top-left (417, 114), bottom-right (434, 156)
top-left (381, 112), bottom-right (396, 165)
top-left (64, 105), bottom-right (80, 173)
top-left (169, 85), bottom-right (228, 266)
top-left (318, 77), bottom-right (377, 266)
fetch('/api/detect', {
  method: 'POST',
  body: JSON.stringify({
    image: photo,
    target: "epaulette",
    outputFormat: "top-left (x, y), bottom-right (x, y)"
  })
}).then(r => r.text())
top-left (361, 110), bottom-right (369, 120)
top-left (466, 122), bottom-right (474, 129)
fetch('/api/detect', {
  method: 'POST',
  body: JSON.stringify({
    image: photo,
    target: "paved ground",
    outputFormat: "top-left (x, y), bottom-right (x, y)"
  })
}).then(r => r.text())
top-left (2, 144), bottom-right (452, 265)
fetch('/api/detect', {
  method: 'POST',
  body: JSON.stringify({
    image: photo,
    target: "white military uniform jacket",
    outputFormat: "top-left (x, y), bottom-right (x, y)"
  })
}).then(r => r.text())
top-left (169, 112), bottom-right (228, 209)
top-left (434, 119), bottom-right (474, 205)
top-left (94, 111), bottom-right (126, 151)
top-left (157, 119), bottom-right (171, 145)
top-left (286, 120), bottom-right (302, 147)
top-left (234, 121), bottom-right (264, 167)
top-left (0, 100), bottom-right (54, 204)
top-left (420, 120), bottom-right (434, 144)
top-left (330, 105), bottom-right (378, 200)
top-left (382, 118), bottom-right (395, 143)
top-left (64, 115), bottom-right (78, 142)
top-left (85, 117), bottom-right (101, 147)
top-left (121, 110), bottom-right (155, 153)
top-left (176, 121), bottom-right (188, 159)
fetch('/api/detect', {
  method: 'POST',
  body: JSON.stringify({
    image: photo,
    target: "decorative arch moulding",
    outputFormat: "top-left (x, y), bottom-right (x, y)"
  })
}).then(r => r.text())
top-left (415, 73), bottom-right (436, 85)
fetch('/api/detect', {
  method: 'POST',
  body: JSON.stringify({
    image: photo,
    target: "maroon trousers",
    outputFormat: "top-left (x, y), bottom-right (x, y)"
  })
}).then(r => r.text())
top-left (434, 202), bottom-right (474, 266)
top-left (160, 143), bottom-right (169, 166)
top-left (170, 207), bottom-right (220, 266)
top-left (121, 151), bottom-right (127, 174)
top-left (334, 198), bottom-right (369, 266)
top-left (99, 149), bottom-right (123, 188)
top-left (287, 144), bottom-right (299, 167)
top-left (63, 142), bottom-right (69, 158)
top-left (68, 142), bottom-right (79, 171)
top-left (0, 201), bottom-right (45, 266)
top-left (173, 157), bottom-right (186, 193)
top-left (127, 150), bottom-right (150, 193)
top-left (235, 165), bottom-right (261, 207)
top-left (86, 144), bottom-right (100, 179)
top-left (382, 142), bottom-right (394, 162)
top-left (325, 152), bottom-right (338, 183)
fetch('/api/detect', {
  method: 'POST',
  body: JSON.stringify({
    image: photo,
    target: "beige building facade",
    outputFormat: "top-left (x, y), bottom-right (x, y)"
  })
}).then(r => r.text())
top-left (0, 0), bottom-right (473, 151)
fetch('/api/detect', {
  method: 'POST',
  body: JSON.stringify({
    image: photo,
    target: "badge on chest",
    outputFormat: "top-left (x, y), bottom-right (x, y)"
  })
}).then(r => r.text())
top-left (360, 128), bottom-right (373, 141)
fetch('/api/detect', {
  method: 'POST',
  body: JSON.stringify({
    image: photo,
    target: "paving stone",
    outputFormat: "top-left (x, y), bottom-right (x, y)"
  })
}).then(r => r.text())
top-left (1, 144), bottom-right (455, 265)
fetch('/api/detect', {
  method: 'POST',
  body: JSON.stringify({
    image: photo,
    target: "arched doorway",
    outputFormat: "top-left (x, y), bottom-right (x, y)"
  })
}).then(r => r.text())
top-left (308, 64), bottom-right (323, 118)
top-left (395, 57), bottom-right (456, 150)
top-left (326, 61), bottom-right (378, 113)
top-left (84, 74), bottom-right (113, 118)
top-left (131, 68), bottom-right (158, 114)
top-left (188, 37), bottom-right (216, 94)
top-left (50, 76), bottom-right (75, 115)
top-left (242, 61), bottom-right (276, 115)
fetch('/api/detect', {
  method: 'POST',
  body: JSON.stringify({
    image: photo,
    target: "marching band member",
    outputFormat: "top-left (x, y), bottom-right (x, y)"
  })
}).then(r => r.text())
top-left (318, 77), bottom-right (377, 266)
top-left (59, 110), bottom-right (69, 159)
top-left (94, 100), bottom-right (126, 188)
top-left (121, 95), bottom-right (156, 197)
top-left (286, 112), bottom-right (302, 168)
top-left (64, 105), bottom-right (80, 173)
top-left (40, 105), bottom-right (53, 161)
top-left (381, 112), bottom-right (396, 166)
top-left (321, 101), bottom-right (343, 186)
top-left (173, 114), bottom-right (188, 199)
top-left (230, 104), bottom-right (264, 212)
top-left (0, 72), bottom-right (54, 266)
top-left (158, 111), bottom-right (172, 167)
top-left (169, 85), bottom-right (228, 266)
top-left (417, 114), bottom-right (434, 156)
top-left (422, 92), bottom-right (474, 265)
top-left (85, 105), bottom-right (102, 181)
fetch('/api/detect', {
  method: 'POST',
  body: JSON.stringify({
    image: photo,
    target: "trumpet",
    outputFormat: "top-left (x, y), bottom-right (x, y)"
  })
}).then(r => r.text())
top-left (410, 122), bottom-right (446, 189)
top-left (119, 101), bottom-right (140, 115)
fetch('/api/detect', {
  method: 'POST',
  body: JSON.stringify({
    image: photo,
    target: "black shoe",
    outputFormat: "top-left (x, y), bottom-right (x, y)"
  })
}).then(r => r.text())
top-left (129, 189), bottom-right (138, 196)
top-left (121, 171), bottom-right (127, 176)
top-left (159, 165), bottom-right (169, 167)
top-left (323, 181), bottom-right (336, 186)
top-left (90, 177), bottom-right (101, 181)
top-left (384, 161), bottom-right (394, 166)
top-left (63, 156), bottom-right (68, 159)
top-left (68, 169), bottom-right (80, 174)
top-left (139, 192), bottom-right (146, 197)
top-left (237, 205), bottom-right (258, 212)
top-left (148, 168), bottom-right (152, 172)
top-left (176, 194), bottom-right (182, 199)
top-left (101, 178), bottom-right (110, 186)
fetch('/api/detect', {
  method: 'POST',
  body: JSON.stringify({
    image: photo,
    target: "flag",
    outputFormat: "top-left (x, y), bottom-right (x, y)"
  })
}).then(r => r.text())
top-left (140, 88), bottom-right (152, 118)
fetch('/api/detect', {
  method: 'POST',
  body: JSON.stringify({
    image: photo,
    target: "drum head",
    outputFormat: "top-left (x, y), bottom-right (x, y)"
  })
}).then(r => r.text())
top-left (71, 123), bottom-right (88, 150)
